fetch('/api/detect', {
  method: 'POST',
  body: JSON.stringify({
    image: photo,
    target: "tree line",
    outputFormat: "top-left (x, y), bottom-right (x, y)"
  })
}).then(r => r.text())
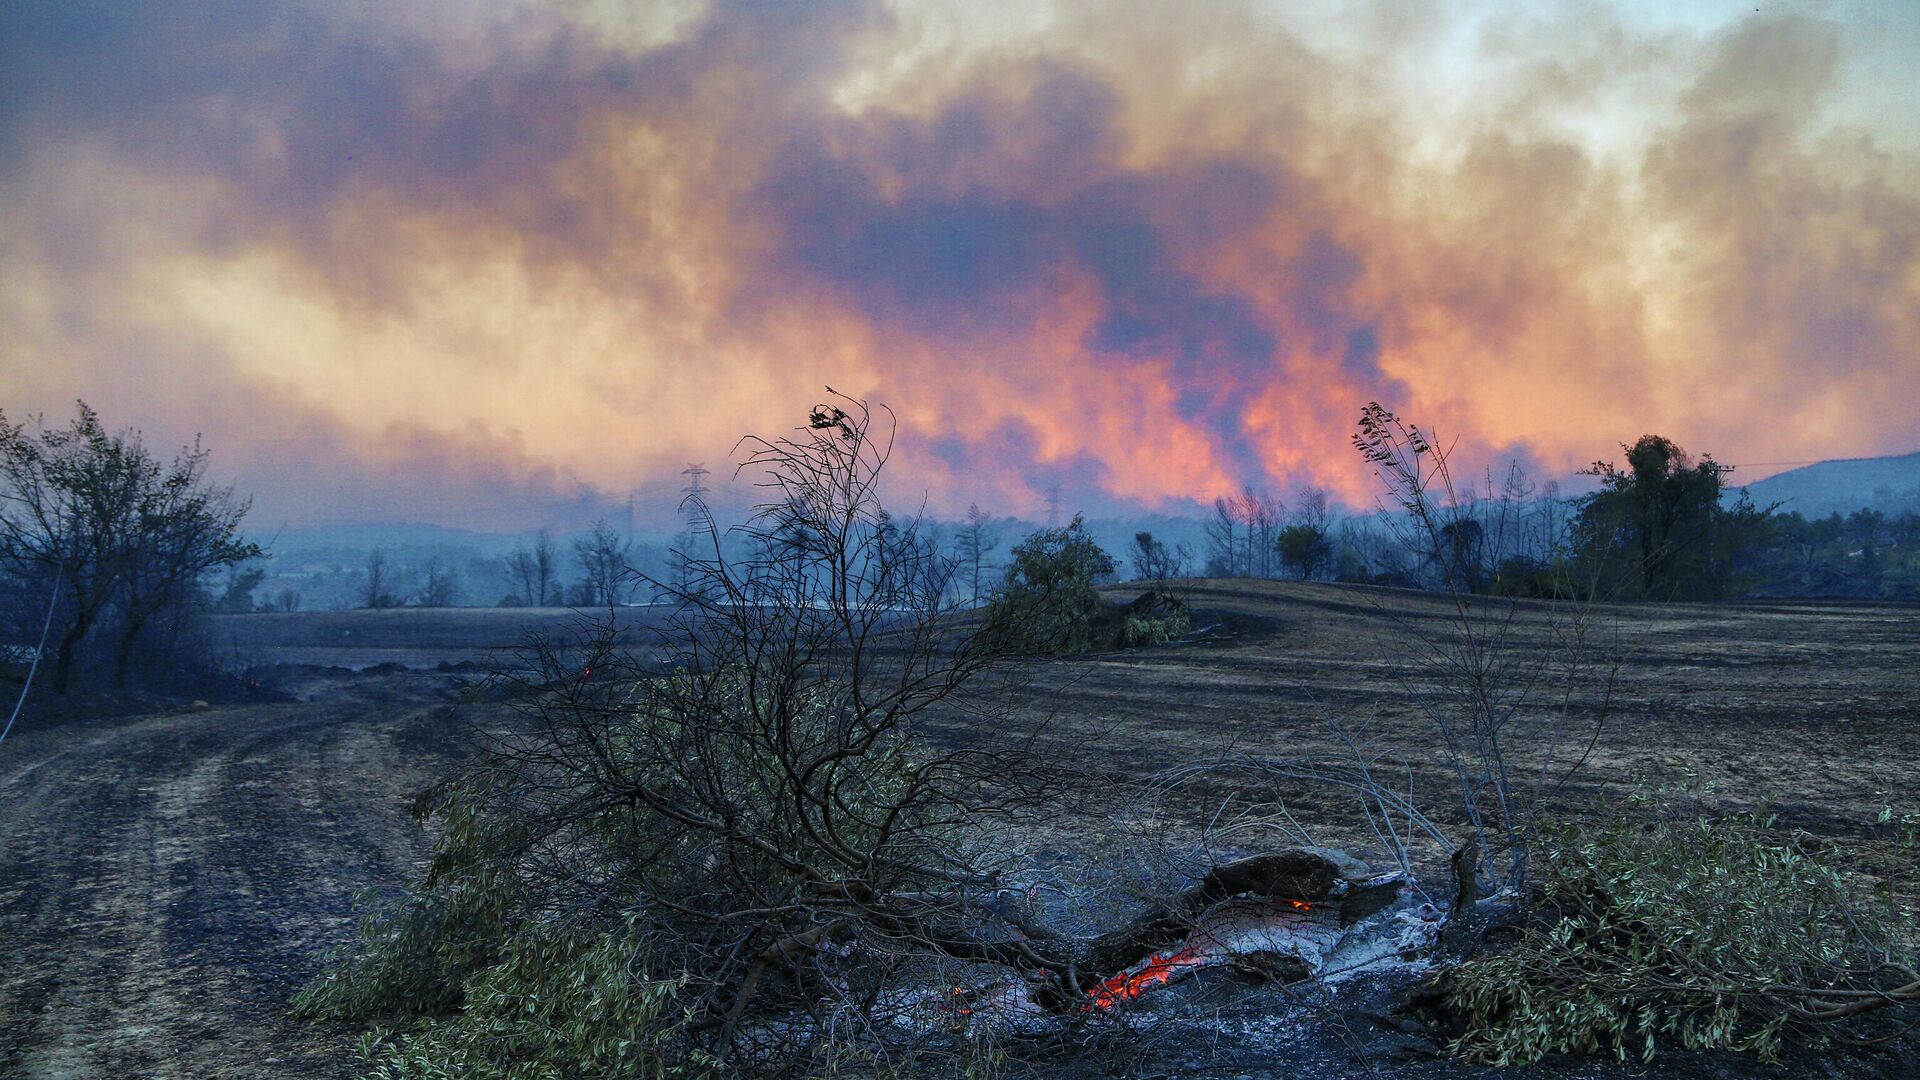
top-left (6, 397), bottom-right (1903, 701)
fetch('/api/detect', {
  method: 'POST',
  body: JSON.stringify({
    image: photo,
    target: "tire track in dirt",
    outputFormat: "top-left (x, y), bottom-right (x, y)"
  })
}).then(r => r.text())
top-left (0, 676), bottom-right (475, 1079)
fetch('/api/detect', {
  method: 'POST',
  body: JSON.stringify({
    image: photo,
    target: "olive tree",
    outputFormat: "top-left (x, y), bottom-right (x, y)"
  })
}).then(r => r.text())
top-left (992, 513), bottom-right (1116, 653)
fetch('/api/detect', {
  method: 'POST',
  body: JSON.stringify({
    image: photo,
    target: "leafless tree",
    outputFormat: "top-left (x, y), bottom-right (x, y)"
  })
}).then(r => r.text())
top-left (362, 549), bottom-right (397, 609)
top-left (572, 518), bottom-right (631, 606)
top-left (417, 557), bottom-right (459, 607)
top-left (1204, 496), bottom-right (1239, 577)
top-left (1129, 531), bottom-right (1190, 582)
top-left (532, 529), bottom-right (557, 606)
top-left (1204, 488), bottom-right (1285, 578)
top-left (506, 529), bottom-right (560, 606)
top-left (951, 502), bottom-right (999, 605)
top-left (1241, 486), bottom-right (1284, 578)
top-left (0, 404), bottom-right (146, 693)
top-left (1292, 485), bottom-right (1329, 533)
top-left (505, 545), bottom-right (537, 606)
top-left (111, 440), bottom-right (258, 682)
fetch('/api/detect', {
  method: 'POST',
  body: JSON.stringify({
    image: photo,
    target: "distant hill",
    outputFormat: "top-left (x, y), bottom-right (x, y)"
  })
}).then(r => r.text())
top-left (1736, 451), bottom-right (1920, 518)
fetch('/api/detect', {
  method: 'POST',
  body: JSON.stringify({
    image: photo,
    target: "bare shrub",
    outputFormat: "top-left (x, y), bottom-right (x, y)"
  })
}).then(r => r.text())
top-left (1351, 402), bottom-right (1616, 897)
top-left (299, 395), bottom-right (1066, 1072)
top-left (1127, 531), bottom-right (1189, 583)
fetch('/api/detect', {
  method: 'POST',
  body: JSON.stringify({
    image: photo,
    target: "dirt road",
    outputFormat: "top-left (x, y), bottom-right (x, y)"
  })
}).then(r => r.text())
top-left (0, 674), bottom-right (476, 1079)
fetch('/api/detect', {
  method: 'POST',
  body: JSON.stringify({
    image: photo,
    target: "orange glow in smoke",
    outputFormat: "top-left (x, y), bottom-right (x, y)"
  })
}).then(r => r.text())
top-left (15, 5), bottom-right (1912, 530)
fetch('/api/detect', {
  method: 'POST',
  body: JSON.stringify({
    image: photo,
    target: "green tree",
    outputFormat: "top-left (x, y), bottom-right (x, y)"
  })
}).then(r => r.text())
top-left (213, 563), bottom-right (267, 614)
top-left (993, 513), bottom-right (1116, 653)
top-left (1274, 522), bottom-right (1333, 580)
top-left (1439, 517), bottom-right (1486, 593)
top-left (1575, 435), bottom-right (1765, 600)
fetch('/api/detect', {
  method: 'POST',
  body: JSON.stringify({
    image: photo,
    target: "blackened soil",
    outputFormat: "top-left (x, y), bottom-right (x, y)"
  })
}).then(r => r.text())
top-left (0, 672), bottom-right (480, 1079)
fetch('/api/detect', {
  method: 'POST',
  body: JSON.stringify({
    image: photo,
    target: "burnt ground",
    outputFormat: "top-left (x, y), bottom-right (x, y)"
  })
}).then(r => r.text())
top-left (0, 671), bottom-right (484, 1079)
top-left (937, 583), bottom-right (1920, 879)
top-left (0, 586), bottom-right (1915, 1078)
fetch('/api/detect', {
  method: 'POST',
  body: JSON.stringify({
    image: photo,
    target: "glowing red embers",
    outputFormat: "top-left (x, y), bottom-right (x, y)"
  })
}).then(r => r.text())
top-left (1087, 943), bottom-right (1211, 1009)
top-left (1085, 899), bottom-right (1316, 1009)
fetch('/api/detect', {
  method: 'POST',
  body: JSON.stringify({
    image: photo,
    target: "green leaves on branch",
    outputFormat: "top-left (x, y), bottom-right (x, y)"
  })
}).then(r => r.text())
top-left (1449, 806), bottom-right (1916, 1065)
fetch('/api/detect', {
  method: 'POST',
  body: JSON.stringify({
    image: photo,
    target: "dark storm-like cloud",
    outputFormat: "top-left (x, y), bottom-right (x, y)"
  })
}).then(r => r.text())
top-left (5, 4), bottom-right (555, 198)
top-left (770, 154), bottom-right (1286, 373)
top-left (3, 1), bottom-right (1916, 526)
top-left (752, 63), bottom-right (1341, 476)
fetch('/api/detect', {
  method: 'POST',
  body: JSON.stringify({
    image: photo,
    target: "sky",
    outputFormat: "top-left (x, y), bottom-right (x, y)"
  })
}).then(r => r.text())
top-left (3, 0), bottom-right (1917, 532)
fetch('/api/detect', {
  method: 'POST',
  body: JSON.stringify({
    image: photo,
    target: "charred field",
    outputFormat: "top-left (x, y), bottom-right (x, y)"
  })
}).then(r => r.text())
top-left (958, 582), bottom-right (1919, 868)
top-left (1, 583), bottom-right (1915, 1078)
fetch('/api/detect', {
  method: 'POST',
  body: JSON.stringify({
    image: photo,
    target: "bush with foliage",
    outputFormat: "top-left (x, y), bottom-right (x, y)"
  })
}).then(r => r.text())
top-left (989, 514), bottom-right (1117, 653)
top-left (1115, 587), bottom-right (1191, 647)
top-left (1449, 803), bottom-right (1918, 1065)
top-left (342, 927), bottom-right (704, 1080)
top-left (292, 778), bottom-right (521, 1022)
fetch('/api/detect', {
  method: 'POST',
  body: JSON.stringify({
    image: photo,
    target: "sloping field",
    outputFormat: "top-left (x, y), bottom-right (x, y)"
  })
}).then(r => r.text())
top-left (945, 582), bottom-right (1919, 868)
top-left (910, 580), bottom-right (1920, 899)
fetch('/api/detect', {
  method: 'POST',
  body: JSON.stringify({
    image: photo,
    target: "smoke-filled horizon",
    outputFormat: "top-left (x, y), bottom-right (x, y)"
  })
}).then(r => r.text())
top-left (4, 1), bottom-right (1917, 531)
